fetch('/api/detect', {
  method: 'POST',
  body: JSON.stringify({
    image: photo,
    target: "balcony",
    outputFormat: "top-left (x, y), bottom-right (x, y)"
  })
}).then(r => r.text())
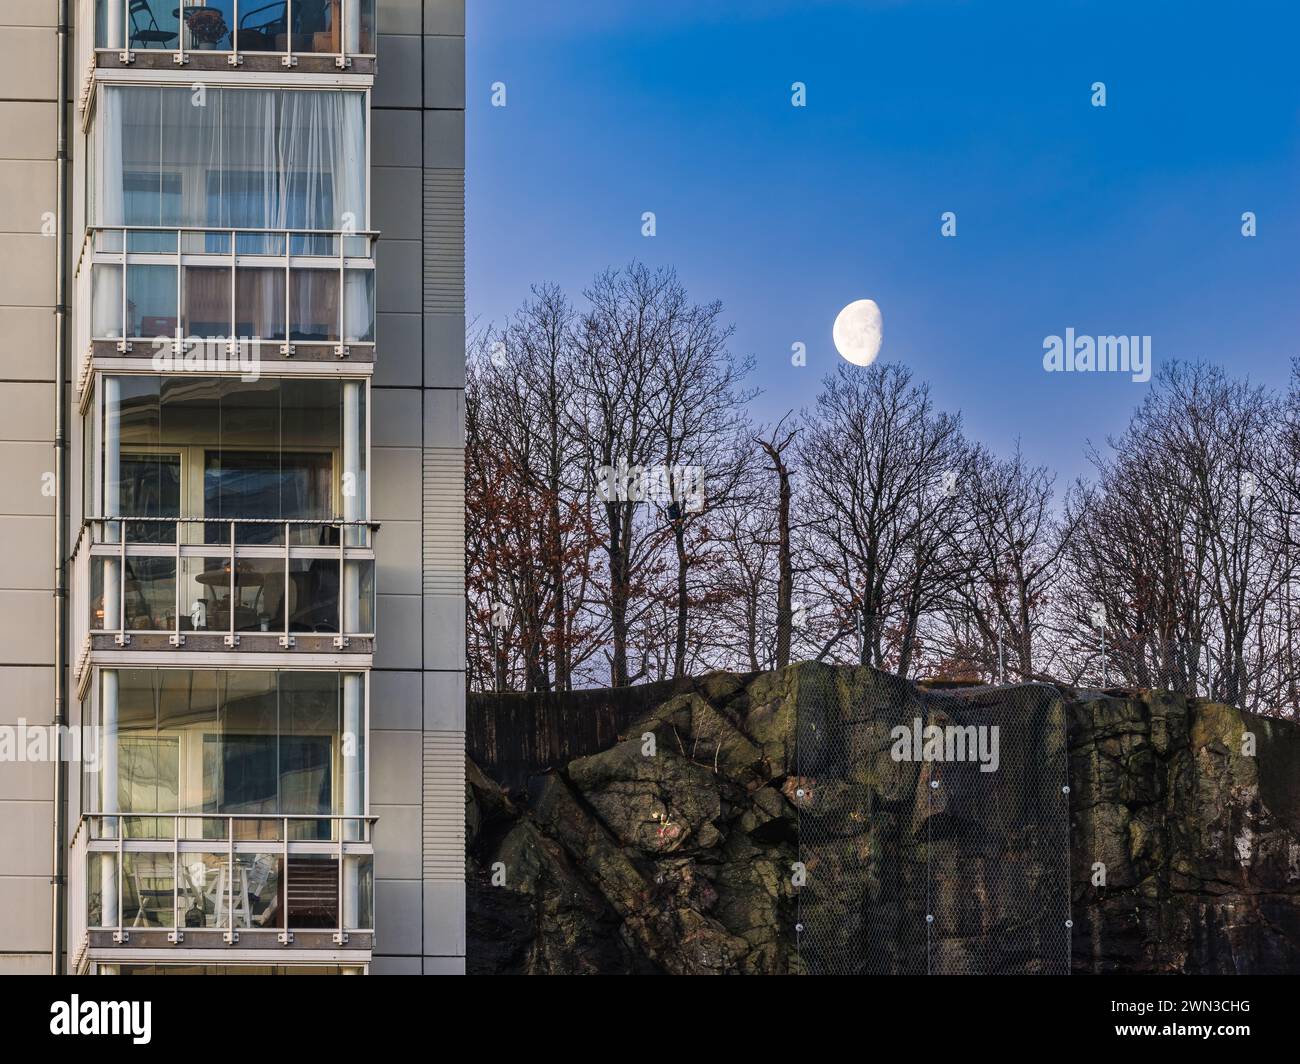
top-left (68, 667), bottom-right (374, 965)
top-left (91, 0), bottom-right (377, 73)
top-left (79, 226), bottom-right (376, 368)
top-left (73, 373), bottom-right (375, 667)
top-left (74, 814), bottom-right (375, 959)
top-left (79, 517), bottom-right (376, 661)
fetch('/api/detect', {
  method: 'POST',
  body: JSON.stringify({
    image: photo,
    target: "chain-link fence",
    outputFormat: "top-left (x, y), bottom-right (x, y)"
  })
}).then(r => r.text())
top-left (794, 663), bottom-right (1071, 975)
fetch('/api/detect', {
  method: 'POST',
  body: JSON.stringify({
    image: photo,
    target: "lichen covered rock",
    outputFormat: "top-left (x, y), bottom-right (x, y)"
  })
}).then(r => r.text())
top-left (468, 665), bottom-right (1300, 974)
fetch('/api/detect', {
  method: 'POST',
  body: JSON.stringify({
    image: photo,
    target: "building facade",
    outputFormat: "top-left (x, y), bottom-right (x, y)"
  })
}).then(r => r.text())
top-left (0, 0), bottom-right (465, 975)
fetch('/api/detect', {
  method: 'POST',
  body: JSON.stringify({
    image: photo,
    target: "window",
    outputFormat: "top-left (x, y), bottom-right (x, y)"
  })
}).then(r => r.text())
top-left (93, 669), bottom-right (365, 832)
top-left (96, 86), bottom-right (366, 233)
top-left (204, 450), bottom-right (333, 544)
top-left (102, 376), bottom-right (367, 541)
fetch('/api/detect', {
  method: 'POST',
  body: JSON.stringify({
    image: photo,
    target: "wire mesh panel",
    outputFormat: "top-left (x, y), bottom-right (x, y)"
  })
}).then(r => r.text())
top-left (797, 665), bottom-right (1070, 975)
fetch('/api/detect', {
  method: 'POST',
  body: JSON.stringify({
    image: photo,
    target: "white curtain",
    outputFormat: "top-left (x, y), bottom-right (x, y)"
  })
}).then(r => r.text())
top-left (92, 265), bottom-right (123, 339)
top-left (97, 86), bottom-right (366, 233)
top-left (98, 85), bottom-right (124, 226)
top-left (343, 270), bottom-right (373, 343)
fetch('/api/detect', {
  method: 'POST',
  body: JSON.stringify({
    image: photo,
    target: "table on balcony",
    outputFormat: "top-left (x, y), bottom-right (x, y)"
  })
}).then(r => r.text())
top-left (194, 563), bottom-right (266, 632)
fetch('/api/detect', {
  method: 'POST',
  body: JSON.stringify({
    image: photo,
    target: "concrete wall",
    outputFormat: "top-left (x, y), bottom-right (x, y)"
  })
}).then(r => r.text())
top-left (0, 0), bottom-right (59, 975)
top-left (370, 0), bottom-right (466, 976)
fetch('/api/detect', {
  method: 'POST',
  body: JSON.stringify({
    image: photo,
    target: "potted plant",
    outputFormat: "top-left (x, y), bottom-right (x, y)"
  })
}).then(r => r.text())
top-left (186, 4), bottom-right (228, 48)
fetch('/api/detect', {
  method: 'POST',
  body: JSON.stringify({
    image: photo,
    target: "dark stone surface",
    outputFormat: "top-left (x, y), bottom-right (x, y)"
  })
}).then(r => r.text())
top-left (467, 665), bottom-right (1300, 974)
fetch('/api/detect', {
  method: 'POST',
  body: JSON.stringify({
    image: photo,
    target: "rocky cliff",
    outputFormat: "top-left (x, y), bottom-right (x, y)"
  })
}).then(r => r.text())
top-left (466, 663), bottom-right (1300, 974)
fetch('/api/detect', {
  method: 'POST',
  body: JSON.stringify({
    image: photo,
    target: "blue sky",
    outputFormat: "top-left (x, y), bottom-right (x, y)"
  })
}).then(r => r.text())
top-left (466, 0), bottom-right (1300, 485)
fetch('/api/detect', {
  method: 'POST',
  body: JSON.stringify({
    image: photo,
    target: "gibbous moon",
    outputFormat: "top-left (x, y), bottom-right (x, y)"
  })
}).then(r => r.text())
top-left (833, 299), bottom-right (883, 366)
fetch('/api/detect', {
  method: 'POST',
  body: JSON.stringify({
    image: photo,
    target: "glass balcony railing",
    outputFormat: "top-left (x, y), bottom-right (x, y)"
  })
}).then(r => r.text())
top-left (82, 227), bottom-right (376, 356)
top-left (95, 0), bottom-right (376, 61)
top-left (85, 517), bottom-right (376, 648)
top-left (81, 814), bottom-right (375, 939)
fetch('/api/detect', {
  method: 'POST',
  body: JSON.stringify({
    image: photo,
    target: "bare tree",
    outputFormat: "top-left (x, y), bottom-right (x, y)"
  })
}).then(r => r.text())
top-left (799, 363), bottom-right (968, 674)
top-left (943, 443), bottom-right (1079, 681)
top-left (754, 414), bottom-right (799, 668)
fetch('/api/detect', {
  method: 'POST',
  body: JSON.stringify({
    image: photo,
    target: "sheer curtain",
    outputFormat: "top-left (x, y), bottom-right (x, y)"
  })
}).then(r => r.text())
top-left (278, 89), bottom-right (366, 232)
top-left (97, 86), bottom-right (124, 226)
top-left (97, 87), bottom-right (367, 232)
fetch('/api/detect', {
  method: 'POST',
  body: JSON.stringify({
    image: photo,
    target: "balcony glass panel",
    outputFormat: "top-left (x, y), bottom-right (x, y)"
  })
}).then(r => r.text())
top-left (286, 854), bottom-right (339, 926)
top-left (179, 853), bottom-right (230, 927)
top-left (182, 229), bottom-right (230, 255)
top-left (346, 854), bottom-right (372, 930)
top-left (91, 264), bottom-right (123, 340)
top-left (123, 852), bottom-right (176, 928)
top-left (97, 86), bottom-right (366, 233)
top-left (236, 852), bottom-right (285, 927)
top-left (89, 254), bottom-right (372, 344)
top-left (289, 269), bottom-right (340, 342)
top-left (292, 0), bottom-right (341, 54)
top-left (125, 556), bottom-right (176, 632)
top-left (235, 232), bottom-right (287, 256)
top-left (126, 229), bottom-right (177, 254)
top-left (181, 0), bottom-right (235, 51)
top-left (126, 264), bottom-right (177, 340)
top-left (90, 557), bottom-right (178, 634)
top-left (124, 0), bottom-right (181, 51)
top-left (180, 556), bottom-right (222, 632)
top-left (235, 267), bottom-right (287, 341)
top-left (289, 232), bottom-right (338, 257)
top-left (343, 269), bottom-right (373, 343)
top-left (87, 852), bottom-right (117, 928)
top-left (182, 266), bottom-right (232, 337)
top-left (103, 376), bottom-right (366, 539)
top-left (121, 448), bottom-right (180, 543)
top-left (97, 1), bottom-right (377, 54)
top-left (355, 0), bottom-right (375, 54)
top-left (97, 668), bottom-right (361, 823)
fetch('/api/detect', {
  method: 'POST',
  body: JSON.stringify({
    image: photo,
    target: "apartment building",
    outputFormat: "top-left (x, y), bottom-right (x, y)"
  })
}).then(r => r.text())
top-left (0, 0), bottom-right (466, 975)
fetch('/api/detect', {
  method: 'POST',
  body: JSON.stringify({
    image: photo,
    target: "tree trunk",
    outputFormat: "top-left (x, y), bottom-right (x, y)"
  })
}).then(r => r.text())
top-left (672, 520), bottom-right (688, 679)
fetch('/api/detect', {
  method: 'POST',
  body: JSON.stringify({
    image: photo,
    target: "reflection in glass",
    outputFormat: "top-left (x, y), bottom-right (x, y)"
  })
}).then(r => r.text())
top-left (235, 267), bottom-right (286, 341)
top-left (124, 0), bottom-right (180, 50)
top-left (126, 264), bottom-right (177, 339)
top-left (104, 376), bottom-right (364, 543)
top-left (123, 852), bottom-right (175, 927)
top-left (182, 0), bottom-right (235, 51)
top-left (122, 556), bottom-right (176, 632)
top-left (109, 669), bottom-right (356, 826)
top-left (183, 265), bottom-right (232, 337)
top-left (343, 270), bottom-right (374, 343)
top-left (238, 852), bottom-right (284, 928)
top-left (87, 852), bottom-right (116, 927)
top-left (290, 270), bottom-right (340, 342)
top-left (345, 854), bottom-right (373, 929)
top-left (178, 853), bottom-right (229, 928)
top-left (294, 0), bottom-right (342, 54)
top-left (91, 263), bottom-right (122, 339)
top-left (287, 557), bottom-right (340, 633)
top-left (119, 450), bottom-right (180, 542)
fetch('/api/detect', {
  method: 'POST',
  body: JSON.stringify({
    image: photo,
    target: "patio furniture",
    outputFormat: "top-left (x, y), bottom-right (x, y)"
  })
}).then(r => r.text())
top-left (130, 856), bottom-right (174, 926)
top-left (238, 1), bottom-right (286, 50)
top-left (128, 0), bottom-right (179, 49)
top-left (210, 865), bottom-right (253, 927)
